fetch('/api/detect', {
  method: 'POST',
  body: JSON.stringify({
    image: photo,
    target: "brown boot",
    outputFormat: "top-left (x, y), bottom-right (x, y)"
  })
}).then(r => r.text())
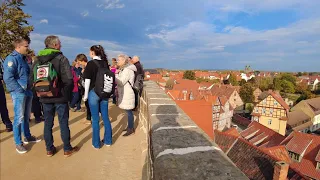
top-left (64, 146), bottom-right (79, 157)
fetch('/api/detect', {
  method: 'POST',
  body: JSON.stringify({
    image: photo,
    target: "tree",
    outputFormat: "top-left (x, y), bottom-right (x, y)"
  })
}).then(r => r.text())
top-left (239, 83), bottom-right (254, 104)
top-left (259, 77), bottom-right (273, 91)
top-left (239, 79), bottom-right (246, 86)
top-left (296, 90), bottom-right (316, 103)
top-left (273, 77), bottom-right (283, 91)
top-left (228, 74), bottom-right (239, 86)
top-left (248, 77), bottom-right (257, 86)
top-left (0, 0), bottom-right (34, 59)
top-left (183, 70), bottom-right (195, 80)
top-left (297, 72), bottom-right (303, 77)
top-left (165, 79), bottom-right (174, 90)
top-left (281, 80), bottom-right (295, 94)
top-left (295, 83), bottom-right (308, 94)
top-left (280, 73), bottom-right (296, 86)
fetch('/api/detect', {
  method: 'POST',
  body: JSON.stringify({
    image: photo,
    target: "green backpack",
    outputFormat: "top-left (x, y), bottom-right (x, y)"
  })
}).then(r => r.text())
top-left (33, 62), bottom-right (59, 97)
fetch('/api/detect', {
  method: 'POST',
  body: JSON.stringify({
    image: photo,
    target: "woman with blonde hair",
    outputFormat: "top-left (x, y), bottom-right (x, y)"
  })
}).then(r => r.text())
top-left (115, 54), bottom-right (137, 136)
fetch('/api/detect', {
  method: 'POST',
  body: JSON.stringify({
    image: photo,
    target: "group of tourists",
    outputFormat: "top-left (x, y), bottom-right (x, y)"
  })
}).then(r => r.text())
top-left (0, 35), bottom-right (144, 157)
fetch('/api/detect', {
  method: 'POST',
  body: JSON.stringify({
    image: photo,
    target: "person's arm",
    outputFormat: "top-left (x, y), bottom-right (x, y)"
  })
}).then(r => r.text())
top-left (59, 56), bottom-right (73, 101)
top-left (83, 79), bottom-right (90, 101)
top-left (115, 69), bottom-right (131, 86)
top-left (3, 57), bottom-right (24, 92)
top-left (82, 61), bottom-right (94, 101)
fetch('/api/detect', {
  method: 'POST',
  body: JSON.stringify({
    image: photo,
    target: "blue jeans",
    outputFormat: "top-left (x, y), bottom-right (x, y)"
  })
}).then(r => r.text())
top-left (126, 110), bottom-right (134, 129)
top-left (70, 92), bottom-right (81, 110)
top-left (0, 82), bottom-right (12, 129)
top-left (42, 103), bottom-right (72, 151)
top-left (88, 90), bottom-right (112, 148)
top-left (10, 91), bottom-right (32, 145)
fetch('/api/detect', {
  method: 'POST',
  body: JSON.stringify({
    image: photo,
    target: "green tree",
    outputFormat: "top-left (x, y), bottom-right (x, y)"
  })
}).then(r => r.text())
top-left (0, 0), bottom-right (34, 59)
top-left (280, 73), bottom-right (296, 85)
top-left (259, 77), bottom-right (273, 91)
top-left (183, 70), bottom-right (195, 80)
top-left (297, 72), bottom-right (303, 77)
top-left (273, 77), bottom-right (283, 91)
top-left (281, 80), bottom-right (295, 94)
top-left (228, 74), bottom-right (239, 86)
top-left (239, 83), bottom-right (254, 103)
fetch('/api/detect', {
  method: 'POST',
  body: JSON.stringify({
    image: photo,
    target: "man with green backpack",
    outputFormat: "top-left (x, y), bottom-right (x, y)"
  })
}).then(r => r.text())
top-left (30, 35), bottom-right (79, 157)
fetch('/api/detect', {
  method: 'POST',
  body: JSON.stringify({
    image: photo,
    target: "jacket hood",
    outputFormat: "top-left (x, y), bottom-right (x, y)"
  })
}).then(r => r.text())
top-left (37, 49), bottom-right (61, 64)
top-left (125, 64), bottom-right (137, 72)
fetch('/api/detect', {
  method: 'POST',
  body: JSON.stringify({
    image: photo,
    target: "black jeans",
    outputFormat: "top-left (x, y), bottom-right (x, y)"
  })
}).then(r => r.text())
top-left (85, 101), bottom-right (91, 120)
top-left (42, 103), bottom-right (72, 151)
top-left (32, 95), bottom-right (43, 121)
top-left (0, 81), bottom-right (12, 129)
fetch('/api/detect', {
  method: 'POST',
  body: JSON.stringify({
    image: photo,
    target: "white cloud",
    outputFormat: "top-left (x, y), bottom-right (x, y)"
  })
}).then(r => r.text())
top-left (98, 0), bottom-right (125, 10)
top-left (81, 11), bottom-right (89, 17)
top-left (39, 19), bottom-right (48, 24)
top-left (208, 0), bottom-right (320, 13)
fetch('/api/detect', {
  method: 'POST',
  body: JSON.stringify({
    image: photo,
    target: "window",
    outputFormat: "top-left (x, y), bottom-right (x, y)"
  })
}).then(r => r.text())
top-left (255, 108), bottom-right (258, 113)
top-left (263, 100), bottom-right (266, 104)
top-left (317, 162), bottom-right (320, 170)
top-left (268, 119), bottom-right (272, 125)
top-left (288, 151), bottom-right (300, 162)
top-left (274, 101), bottom-right (278, 105)
top-left (262, 108), bottom-right (266, 114)
top-left (254, 116), bottom-right (258, 121)
top-left (270, 109), bottom-right (273, 114)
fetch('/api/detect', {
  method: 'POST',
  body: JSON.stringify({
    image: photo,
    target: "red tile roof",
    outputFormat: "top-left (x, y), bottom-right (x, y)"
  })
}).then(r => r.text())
top-left (176, 100), bottom-right (214, 139)
top-left (262, 146), bottom-right (292, 164)
top-left (214, 130), bottom-right (238, 153)
top-left (269, 91), bottom-right (290, 110)
top-left (167, 90), bottom-right (182, 100)
top-left (241, 121), bottom-right (286, 148)
top-left (223, 128), bottom-right (240, 137)
top-left (227, 138), bottom-right (278, 180)
top-left (281, 132), bottom-right (320, 180)
top-left (315, 150), bottom-right (320, 162)
top-left (285, 135), bottom-right (312, 155)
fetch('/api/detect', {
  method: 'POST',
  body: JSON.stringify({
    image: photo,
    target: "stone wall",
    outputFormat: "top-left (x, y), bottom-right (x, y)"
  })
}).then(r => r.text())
top-left (139, 81), bottom-right (248, 180)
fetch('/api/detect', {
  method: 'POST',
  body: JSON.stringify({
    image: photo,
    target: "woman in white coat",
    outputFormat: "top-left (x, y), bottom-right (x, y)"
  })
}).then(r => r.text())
top-left (115, 54), bottom-right (137, 136)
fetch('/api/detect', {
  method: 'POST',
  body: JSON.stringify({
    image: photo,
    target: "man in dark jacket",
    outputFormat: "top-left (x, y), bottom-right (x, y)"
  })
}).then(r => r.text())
top-left (30, 35), bottom-right (78, 157)
top-left (0, 58), bottom-right (13, 132)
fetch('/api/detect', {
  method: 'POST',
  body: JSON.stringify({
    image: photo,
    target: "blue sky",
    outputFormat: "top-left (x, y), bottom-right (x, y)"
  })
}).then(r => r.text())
top-left (23, 0), bottom-right (320, 72)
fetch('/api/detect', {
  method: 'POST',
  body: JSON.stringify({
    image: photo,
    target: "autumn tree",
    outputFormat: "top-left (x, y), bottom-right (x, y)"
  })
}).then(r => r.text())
top-left (228, 74), bottom-right (239, 86)
top-left (165, 79), bottom-right (174, 90)
top-left (0, 0), bottom-right (33, 59)
top-left (239, 83), bottom-right (254, 104)
top-left (183, 70), bottom-right (195, 80)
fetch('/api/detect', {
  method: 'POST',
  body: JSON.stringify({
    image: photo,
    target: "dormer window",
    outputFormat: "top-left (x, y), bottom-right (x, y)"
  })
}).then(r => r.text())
top-left (288, 151), bottom-right (301, 162)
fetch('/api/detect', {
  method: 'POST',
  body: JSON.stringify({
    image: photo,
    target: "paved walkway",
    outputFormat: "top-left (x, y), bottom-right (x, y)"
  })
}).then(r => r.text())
top-left (0, 95), bottom-right (148, 180)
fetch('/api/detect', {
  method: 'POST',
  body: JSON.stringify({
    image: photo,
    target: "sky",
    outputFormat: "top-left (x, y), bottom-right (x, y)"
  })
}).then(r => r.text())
top-left (23, 0), bottom-right (320, 72)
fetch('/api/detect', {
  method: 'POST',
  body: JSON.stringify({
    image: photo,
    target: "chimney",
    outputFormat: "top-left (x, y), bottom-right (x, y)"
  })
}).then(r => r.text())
top-left (273, 161), bottom-right (289, 180)
top-left (182, 90), bottom-right (187, 100)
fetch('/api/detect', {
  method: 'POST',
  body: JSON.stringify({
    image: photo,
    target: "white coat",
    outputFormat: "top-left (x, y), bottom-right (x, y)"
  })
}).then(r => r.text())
top-left (116, 64), bottom-right (137, 110)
